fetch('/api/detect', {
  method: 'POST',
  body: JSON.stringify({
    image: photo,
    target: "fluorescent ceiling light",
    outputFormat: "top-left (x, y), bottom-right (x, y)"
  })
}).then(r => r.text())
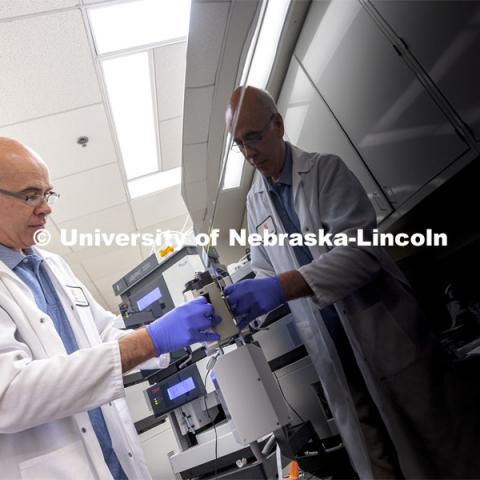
top-left (223, 149), bottom-right (245, 190)
top-left (242, 0), bottom-right (291, 88)
top-left (89, 0), bottom-right (191, 54)
top-left (103, 52), bottom-right (159, 180)
top-left (128, 167), bottom-right (182, 199)
top-left (222, 0), bottom-right (290, 191)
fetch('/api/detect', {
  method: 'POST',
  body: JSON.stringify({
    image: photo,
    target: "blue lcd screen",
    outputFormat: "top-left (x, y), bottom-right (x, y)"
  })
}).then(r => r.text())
top-left (167, 377), bottom-right (196, 401)
top-left (137, 287), bottom-right (162, 311)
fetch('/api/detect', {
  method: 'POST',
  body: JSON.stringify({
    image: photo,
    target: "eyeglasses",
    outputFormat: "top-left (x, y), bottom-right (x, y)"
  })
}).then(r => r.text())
top-left (0, 188), bottom-right (60, 207)
top-left (231, 114), bottom-right (275, 153)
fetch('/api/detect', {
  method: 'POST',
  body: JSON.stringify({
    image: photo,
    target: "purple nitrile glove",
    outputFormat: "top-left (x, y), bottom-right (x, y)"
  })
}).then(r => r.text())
top-left (146, 297), bottom-right (221, 355)
top-left (224, 277), bottom-right (285, 329)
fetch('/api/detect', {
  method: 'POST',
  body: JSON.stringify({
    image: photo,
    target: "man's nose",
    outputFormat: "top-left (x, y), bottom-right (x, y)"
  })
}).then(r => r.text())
top-left (242, 143), bottom-right (258, 160)
top-left (34, 200), bottom-right (52, 216)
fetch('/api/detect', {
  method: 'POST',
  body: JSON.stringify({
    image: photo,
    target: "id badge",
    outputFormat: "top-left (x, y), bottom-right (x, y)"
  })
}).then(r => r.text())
top-left (256, 216), bottom-right (276, 235)
top-left (67, 286), bottom-right (90, 307)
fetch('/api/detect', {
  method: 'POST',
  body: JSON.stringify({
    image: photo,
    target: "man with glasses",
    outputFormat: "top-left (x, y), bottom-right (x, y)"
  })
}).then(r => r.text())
top-left (0, 137), bottom-right (221, 479)
top-left (223, 86), bottom-right (479, 479)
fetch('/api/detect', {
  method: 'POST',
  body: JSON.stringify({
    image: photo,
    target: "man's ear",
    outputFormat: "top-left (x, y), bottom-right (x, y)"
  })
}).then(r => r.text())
top-left (273, 112), bottom-right (285, 138)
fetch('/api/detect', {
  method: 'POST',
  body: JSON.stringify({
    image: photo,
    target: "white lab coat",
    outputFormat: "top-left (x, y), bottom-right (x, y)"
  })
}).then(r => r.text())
top-left (0, 248), bottom-right (169, 479)
top-left (247, 144), bottom-right (478, 479)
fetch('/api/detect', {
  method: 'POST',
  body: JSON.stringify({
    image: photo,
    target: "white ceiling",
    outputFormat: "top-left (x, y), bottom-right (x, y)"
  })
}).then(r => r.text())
top-left (154, 42), bottom-right (187, 122)
top-left (52, 163), bottom-right (128, 222)
top-left (185, 1), bottom-right (230, 88)
top-left (182, 0), bottom-right (261, 234)
top-left (0, 0), bottom-right (191, 312)
top-left (0, 9), bottom-right (100, 125)
top-left (0, 0), bottom-right (79, 20)
top-left (160, 116), bottom-right (183, 171)
top-left (0, 104), bottom-right (117, 178)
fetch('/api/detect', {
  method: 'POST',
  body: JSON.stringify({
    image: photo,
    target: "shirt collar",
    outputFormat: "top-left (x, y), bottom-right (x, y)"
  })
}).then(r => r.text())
top-left (267, 142), bottom-right (293, 191)
top-left (0, 243), bottom-right (39, 270)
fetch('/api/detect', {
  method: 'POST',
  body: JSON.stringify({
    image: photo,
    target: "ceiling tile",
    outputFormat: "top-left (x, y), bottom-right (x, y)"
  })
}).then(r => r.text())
top-left (58, 203), bottom-right (136, 252)
top-left (130, 184), bottom-right (188, 230)
top-left (154, 42), bottom-right (187, 121)
top-left (137, 213), bottom-right (193, 259)
top-left (159, 116), bottom-right (182, 171)
top-left (43, 220), bottom-right (73, 256)
top-left (82, 245), bottom-right (142, 281)
top-left (0, 0), bottom-right (78, 19)
top-left (0, 104), bottom-right (117, 180)
top-left (51, 163), bottom-right (127, 223)
top-left (186, 1), bottom-right (230, 87)
top-left (183, 86), bottom-right (214, 144)
top-left (94, 272), bottom-right (127, 313)
top-left (137, 213), bottom-right (192, 235)
top-left (62, 243), bottom-right (125, 265)
top-left (68, 262), bottom-right (92, 284)
top-left (0, 9), bottom-right (101, 126)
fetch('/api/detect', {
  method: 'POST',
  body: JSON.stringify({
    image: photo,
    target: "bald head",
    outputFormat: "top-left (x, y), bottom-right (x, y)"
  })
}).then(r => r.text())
top-left (226, 86), bottom-right (285, 180)
top-left (226, 86), bottom-right (278, 129)
top-left (0, 137), bottom-right (48, 182)
top-left (0, 137), bottom-right (52, 252)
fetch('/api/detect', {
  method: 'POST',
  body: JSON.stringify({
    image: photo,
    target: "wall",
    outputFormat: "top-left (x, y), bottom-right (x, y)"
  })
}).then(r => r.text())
top-left (276, 0), bottom-right (479, 227)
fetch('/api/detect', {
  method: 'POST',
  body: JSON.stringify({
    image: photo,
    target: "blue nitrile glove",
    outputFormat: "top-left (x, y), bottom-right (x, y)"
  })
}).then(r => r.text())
top-left (146, 297), bottom-right (222, 355)
top-left (224, 277), bottom-right (285, 329)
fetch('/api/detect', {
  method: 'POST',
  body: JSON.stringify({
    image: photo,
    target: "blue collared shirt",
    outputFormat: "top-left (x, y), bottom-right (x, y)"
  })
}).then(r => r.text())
top-left (267, 143), bottom-right (314, 267)
top-left (0, 244), bottom-right (127, 480)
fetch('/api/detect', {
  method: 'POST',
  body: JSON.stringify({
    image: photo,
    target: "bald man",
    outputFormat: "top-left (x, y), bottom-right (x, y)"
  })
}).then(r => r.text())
top-left (0, 138), bottom-right (221, 479)
top-left (223, 87), bottom-right (479, 479)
